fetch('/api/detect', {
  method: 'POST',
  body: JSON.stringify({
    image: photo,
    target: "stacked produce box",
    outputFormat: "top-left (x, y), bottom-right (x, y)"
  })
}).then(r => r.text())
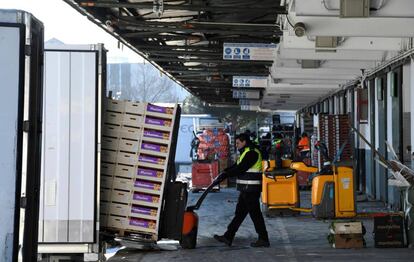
top-left (196, 128), bottom-right (230, 187)
top-left (313, 114), bottom-right (352, 168)
top-left (196, 128), bottom-right (230, 162)
top-left (333, 115), bottom-right (353, 161)
top-left (100, 98), bottom-right (180, 240)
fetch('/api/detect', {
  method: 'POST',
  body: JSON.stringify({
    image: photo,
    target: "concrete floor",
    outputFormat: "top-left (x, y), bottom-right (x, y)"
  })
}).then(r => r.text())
top-left (108, 188), bottom-right (414, 262)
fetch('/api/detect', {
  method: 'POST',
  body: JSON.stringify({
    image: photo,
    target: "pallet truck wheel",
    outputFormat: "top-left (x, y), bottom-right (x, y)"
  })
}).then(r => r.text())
top-left (181, 212), bottom-right (198, 249)
top-left (181, 226), bottom-right (198, 249)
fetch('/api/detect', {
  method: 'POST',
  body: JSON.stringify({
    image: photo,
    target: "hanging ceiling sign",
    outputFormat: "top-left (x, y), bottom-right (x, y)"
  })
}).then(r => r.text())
top-left (232, 90), bottom-right (260, 99)
top-left (239, 99), bottom-right (261, 106)
top-left (223, 43), bottom-right (276, 61)
top-left (232, 76), bottom-right (268, 88)
top-left (240, 105), bottom-right (260, 111)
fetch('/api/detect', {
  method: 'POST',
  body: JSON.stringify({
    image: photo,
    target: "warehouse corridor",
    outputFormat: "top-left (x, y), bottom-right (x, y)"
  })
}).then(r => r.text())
top-left (3, 1), bottom-right (414, 260)
top-left (108, 188), bottom-right (413, 262)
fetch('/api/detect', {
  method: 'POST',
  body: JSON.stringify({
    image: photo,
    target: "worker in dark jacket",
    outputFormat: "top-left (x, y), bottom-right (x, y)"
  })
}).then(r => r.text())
top-left (214, 133), bottom-right (270, 247)
top-left (273, 132), bottom-right (284, 169)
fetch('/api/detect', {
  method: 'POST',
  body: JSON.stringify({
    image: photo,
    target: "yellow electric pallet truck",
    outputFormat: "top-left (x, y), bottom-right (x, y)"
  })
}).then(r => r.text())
top-left (262, 142), bottom-right (356, 219)
top-left (262, 159), bottom-right (300, 216)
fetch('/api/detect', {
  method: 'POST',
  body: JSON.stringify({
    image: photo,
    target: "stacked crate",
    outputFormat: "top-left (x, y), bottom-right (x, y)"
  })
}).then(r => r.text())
top-left (319, 114), bottom-right (336, 161)
top-left (374, 214), bottom-right (406, 248)
top-left (196, 128), bottom-right (230, 161)
top-left (311, 126), bottom-right (319, 167)
top-left (315, 114), bottom-right (352, 168)
top-left (100, 99), bottom-right (179, 239)
top-left (333, 115), bottom-right (352, 162)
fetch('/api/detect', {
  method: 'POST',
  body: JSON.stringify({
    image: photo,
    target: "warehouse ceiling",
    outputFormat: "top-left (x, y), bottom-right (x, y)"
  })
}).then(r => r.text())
top-left (64, 0), bottom-right (286, 105)
top-left (64, 0), bottom-right (414, 111)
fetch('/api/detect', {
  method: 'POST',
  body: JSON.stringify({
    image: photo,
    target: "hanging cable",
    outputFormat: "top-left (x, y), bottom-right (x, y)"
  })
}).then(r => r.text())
top-left (284, 14), bottom-right (294, 28)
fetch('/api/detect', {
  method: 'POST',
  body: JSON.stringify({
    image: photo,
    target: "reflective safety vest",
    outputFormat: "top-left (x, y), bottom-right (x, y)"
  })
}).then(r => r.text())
top-left (236, 147), bottom-right (263, 192)
top-left (272, 139), bottom-right (283, 148)
top-left (298, 137), bottom-right (310, 152)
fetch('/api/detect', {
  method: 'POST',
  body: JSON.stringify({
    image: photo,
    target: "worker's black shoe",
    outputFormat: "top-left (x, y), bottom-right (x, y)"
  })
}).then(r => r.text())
top-left (214, 234), bottom-right (232, 246)
top-left (250, 239), bottom-right (270, 248)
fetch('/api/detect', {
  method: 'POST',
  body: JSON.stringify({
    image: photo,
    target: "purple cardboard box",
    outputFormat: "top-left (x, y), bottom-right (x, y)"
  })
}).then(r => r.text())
top-left (137, 168), bottom-right (164, 178)
top-left (145, 117), bottom-right (171, 127)
top-left (134, 180), bottom-right (160, 191)
top-left (133, 193), bottom-right (159, 203)
top-left (143, 130), bottom-right (169, 140)
top-left (141, 143), bottom-right (167, 153)
top-left (147, 104), bottom-right (173, 114)
top-left (131, 206), bottom-right (156, 216)
top-left (141, 143), bottom-right (161, 152)
top-left (129, 218), bottom-right (156, 229)
top-left (139, 155), bottom-right (165, 165)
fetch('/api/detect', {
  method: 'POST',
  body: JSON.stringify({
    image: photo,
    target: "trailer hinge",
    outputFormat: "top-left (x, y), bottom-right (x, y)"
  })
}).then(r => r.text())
top-left (23, 120), bottom-right (31, 132)
top-left (20, 196), bottom-right (27, 208)
top-left (25, 45), bottom-right (31, 56)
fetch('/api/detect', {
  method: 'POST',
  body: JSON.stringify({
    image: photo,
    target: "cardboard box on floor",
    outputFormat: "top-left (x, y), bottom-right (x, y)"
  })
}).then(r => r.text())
top-left (333, 234), bottom-right (364, 249)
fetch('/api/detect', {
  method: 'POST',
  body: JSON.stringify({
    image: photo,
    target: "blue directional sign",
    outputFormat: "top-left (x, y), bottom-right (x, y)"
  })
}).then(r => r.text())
top-left (232, 76), bottom-right (267, 88)
top-left (223, 43), bottom-right (276, 61)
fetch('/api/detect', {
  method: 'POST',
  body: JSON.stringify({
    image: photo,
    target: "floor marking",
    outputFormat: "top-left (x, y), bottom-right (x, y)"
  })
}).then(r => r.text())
top-left (276, 218), bottom-right (297, 262)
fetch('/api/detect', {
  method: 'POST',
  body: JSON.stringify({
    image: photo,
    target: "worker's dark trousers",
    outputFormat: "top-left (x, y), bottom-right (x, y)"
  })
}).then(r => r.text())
top-left (224, 191), bottom-right (269, 241)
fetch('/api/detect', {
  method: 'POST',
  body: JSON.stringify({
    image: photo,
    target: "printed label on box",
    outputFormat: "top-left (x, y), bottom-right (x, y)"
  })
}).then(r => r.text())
top-left (143, 130), bottom-right (169, 140)
top-left (133, 193), bottom-right (160, 203)
top-left (134, 180), bottom-right (161, 191)
top-left (129, 218), bottom-right (156, 229)
top-left (137, 168), bottom-right (163, 178)
top-left (141, 143), bottom-right (168, 153)
top-left (139, 155), bottom-right (165, 165)
top-left (147, 104), bottom-right (174, 114)
top-left (145, 117), bottom-right (172, 127)
top-left (131, 206), bottom-right (157, 217)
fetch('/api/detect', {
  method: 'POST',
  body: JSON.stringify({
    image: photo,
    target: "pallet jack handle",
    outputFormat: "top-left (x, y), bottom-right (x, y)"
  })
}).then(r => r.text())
top-left (186, 174), bottom-right (223, 212)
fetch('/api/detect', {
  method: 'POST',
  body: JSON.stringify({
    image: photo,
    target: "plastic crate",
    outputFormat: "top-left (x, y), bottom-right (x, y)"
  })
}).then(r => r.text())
top-left (191, 161), bottom-right (219, 190)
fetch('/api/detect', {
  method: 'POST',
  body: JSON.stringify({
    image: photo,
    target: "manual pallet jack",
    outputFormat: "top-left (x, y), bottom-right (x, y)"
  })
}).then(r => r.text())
top-left (262, 142), bottom-right (356, 219)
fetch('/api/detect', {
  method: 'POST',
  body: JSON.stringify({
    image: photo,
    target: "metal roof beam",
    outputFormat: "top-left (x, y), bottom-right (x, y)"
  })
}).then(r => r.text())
top-left (148, 52), bottom-right (222, 58)
top-left (169, 70), bottom-right (268, 76)
top-left (122, 26), bottom-right (279, 37)
top-left (178, 79), bottom-right (230, 83)
top-left (133, 44), bottom-right (222, 51)
top-left (116, 18), bottom-right (281, 29)
top-left (80, 1), bottom-right (288, 13)
top-left (140, 50), bottom-right (218, 56)
top-left (161, 64), bottom-right (267, 70)
top-left (151, 58), bottom-right (272, 64)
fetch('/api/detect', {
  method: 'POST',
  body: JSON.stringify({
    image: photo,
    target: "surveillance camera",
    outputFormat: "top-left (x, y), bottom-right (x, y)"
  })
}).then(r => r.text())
top-left (294, 22), bottom-right (306, 37)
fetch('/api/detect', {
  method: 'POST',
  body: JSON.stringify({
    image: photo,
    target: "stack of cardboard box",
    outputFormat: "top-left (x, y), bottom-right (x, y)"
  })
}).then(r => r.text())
top-left (100, 99), bottom-right (179, 239)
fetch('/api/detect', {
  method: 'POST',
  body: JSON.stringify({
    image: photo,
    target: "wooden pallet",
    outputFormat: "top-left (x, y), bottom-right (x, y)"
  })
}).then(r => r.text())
top-left (102, 227), bottom-right (156, 241)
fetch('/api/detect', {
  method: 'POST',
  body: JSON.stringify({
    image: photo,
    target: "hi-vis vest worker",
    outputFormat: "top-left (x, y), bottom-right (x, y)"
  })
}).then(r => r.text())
top-left (213, 133), bottom-right (270, 248)
top-left (236, 147), bottom-right (263, 192)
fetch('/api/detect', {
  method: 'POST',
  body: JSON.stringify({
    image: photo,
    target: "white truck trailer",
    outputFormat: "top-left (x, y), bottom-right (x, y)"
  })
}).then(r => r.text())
top-left (0, 9), bottom-right (44, 262)
top-left (37, 43), bottom-right (106, 261)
